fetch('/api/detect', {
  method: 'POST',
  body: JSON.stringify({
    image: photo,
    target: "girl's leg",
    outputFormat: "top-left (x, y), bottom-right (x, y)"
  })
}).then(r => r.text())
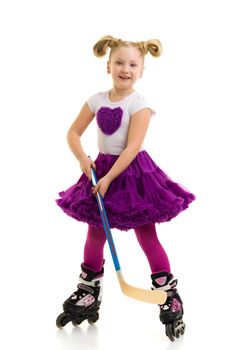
top-left (134, 223), bottom-right (171, 273)
top-left (83, 224), bottom-right (107, 272)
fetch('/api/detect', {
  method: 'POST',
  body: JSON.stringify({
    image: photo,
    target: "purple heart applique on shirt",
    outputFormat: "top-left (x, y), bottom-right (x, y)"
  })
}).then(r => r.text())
top-left (96, 107), bottom-right (123, 135)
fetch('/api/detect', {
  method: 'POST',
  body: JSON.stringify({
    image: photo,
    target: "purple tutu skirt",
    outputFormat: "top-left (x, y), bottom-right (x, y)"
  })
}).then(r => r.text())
top-left (56, 151), bottom-right (195, 231)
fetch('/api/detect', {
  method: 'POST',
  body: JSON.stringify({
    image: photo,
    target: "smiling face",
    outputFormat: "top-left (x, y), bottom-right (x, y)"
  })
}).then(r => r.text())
top-left (107, 45), bottom-right (144, 92)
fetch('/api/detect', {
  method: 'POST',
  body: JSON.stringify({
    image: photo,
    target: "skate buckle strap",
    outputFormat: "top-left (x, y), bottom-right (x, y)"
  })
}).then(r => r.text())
top-left (77, 283), bottom-right (94, 294)
top-left (79, 276), bottom-right (102, 288)
top-left (152, 277), bottom-right (178, 292)
top-left (169, 278), bottom-right (178, 289)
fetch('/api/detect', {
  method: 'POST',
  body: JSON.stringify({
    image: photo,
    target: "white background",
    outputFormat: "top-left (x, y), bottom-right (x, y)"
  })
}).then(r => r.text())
top-left (0, 0), bottom-right (232, 349)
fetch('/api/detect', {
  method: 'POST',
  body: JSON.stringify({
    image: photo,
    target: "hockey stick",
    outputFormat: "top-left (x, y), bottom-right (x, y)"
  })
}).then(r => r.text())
top-left (90, 166), bottom-right (167, 305)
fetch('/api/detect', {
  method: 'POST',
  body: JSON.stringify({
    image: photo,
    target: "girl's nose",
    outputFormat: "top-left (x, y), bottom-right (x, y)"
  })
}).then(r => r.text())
top-left (121, 64), bottom-right (129, 73)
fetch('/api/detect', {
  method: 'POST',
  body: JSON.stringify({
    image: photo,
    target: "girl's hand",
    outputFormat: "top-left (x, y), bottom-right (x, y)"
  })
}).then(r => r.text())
top-left (79, 156), bottom-right (96, 181)
top-left (92, 175), bottom-right (112, 198)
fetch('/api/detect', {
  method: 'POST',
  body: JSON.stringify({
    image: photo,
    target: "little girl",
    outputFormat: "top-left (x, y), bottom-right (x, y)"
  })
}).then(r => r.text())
top-left (55, 35), bottom-right (195, 341)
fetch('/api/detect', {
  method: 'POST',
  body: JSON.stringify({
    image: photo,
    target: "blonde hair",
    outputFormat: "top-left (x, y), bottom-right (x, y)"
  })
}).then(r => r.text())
top-left (93, 35), bottom-right (162, 59)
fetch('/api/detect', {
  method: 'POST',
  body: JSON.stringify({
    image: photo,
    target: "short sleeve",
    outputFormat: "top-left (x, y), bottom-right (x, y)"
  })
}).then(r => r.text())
top-left (128, 94), bottom-right (156, 117)
top-left (86, 93), bottom-right (99, 114)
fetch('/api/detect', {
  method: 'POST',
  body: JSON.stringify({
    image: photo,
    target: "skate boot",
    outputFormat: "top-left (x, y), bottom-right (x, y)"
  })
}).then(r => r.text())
top-left (56, 263), bottom-right (104, 328)
top-left (151, 271), bottom-right (185, 341)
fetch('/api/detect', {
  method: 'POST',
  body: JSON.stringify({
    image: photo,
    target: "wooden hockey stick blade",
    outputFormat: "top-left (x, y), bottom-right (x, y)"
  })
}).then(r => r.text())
top-left (117, 270), bottom-right (167, 304)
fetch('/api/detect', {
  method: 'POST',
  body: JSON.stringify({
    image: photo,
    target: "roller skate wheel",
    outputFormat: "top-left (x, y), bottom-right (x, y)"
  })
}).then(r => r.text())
top-left (174, 319), bottom-right (185, 338)
top-left (56, 312), bottom-right (71, 328)
top-left (87, 312), bottom-right (99, 325)
top-left (165, 323), bottom-right (175, 342)
top-left (165, 319), bottom-right (185, 341)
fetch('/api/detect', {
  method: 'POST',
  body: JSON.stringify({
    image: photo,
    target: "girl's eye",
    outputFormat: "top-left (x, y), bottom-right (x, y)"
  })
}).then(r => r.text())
top-left (130, 63), bottom-right (137, 67)
top-left (116, 61), bottom-right (122, 65)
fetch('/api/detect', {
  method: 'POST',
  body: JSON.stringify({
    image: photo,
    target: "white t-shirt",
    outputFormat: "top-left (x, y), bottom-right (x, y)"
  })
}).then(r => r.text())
top-left (87, 90), bottom-right (155, 155)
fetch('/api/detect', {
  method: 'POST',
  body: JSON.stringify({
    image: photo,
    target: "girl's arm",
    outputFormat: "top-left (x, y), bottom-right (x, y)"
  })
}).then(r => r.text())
top-left (66, 102), bottom-right (96, 178)
top-left (106, 108), bottom-right (152, 182)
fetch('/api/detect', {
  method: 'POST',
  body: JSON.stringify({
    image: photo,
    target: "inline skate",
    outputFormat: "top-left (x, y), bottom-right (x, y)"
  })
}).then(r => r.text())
top-left (56, 263), bottom-right (104, 328)
top-left (151, 271), bottom-right (185, 341)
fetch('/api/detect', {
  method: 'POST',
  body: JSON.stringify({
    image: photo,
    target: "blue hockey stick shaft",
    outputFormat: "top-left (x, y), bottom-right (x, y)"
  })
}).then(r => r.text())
top-left (90, 167), bottom-right (121, 272)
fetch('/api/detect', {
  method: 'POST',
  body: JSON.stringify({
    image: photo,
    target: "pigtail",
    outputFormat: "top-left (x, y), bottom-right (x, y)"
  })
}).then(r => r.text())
top-left (93, 35), bottom-right (122, 57)
top-left (139, 39), bottom-right (162, 57)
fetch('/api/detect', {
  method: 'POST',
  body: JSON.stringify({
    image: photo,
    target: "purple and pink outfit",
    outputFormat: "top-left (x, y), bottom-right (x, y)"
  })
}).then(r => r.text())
top-left (56, 90), bottom-right (195, 273)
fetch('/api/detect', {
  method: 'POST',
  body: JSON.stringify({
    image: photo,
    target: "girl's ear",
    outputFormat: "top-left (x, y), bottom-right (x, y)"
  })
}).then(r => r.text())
top-left (107, 61), bottom-right (110, 74)
top-left (140, 66), bottom-right (144, 78)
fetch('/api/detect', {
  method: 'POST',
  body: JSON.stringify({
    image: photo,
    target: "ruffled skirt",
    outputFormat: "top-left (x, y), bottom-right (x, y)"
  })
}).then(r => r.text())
top-left (56, 151), bottom-right (195, 231)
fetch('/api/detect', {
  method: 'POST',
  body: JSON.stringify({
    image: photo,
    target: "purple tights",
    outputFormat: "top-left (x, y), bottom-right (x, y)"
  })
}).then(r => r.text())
top-left (83, 223), bottom-right (170, 274)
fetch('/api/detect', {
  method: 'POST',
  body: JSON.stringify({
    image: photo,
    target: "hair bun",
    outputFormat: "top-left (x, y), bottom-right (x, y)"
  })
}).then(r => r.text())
top-left (93, 35), bottom-right (121, 57)
top-left (140, 39), bottom-right (162, 57)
